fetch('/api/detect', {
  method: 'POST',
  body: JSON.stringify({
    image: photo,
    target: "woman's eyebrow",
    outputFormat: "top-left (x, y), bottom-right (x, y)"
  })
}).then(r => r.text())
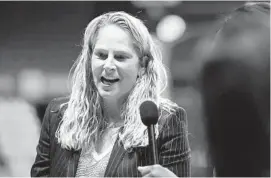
top-left (93, 48), bottom-right (107, 53)
top-left (114, 50), bottom-right (133, 56)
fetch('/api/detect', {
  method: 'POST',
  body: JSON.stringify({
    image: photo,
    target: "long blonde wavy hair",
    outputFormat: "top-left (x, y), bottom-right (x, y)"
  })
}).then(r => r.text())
top-left (55, 11), bottom-right (178, 151)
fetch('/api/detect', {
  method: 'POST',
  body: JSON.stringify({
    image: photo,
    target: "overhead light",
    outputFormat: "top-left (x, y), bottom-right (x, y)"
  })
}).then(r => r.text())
top-left (156, 15), bottom-right (186, 43)
top-left (17, 69), bottom-right (46, 101)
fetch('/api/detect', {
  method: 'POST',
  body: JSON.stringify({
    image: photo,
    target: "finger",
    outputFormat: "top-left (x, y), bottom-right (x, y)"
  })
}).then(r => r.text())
top-left (138, 165), bottom-right (153, 176)
top-left (142, 173), bottom-right (152, 178)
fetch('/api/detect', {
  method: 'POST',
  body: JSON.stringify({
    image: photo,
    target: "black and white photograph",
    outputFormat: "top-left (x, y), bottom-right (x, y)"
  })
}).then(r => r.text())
top-left (0, 1), bottom-right (269, 177)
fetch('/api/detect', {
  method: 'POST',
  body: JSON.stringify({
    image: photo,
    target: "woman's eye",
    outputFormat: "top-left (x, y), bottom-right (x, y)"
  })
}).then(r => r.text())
top-left (97, 52), bottom-right (107, 60)
top-left (115, 55), bottom-right (126, 61)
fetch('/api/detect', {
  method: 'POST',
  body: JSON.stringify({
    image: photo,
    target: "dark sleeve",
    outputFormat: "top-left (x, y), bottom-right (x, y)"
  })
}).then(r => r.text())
top-left (31, 100), bottom-right (54, 177)
top-left (158, 107), bottom-right (191, 177)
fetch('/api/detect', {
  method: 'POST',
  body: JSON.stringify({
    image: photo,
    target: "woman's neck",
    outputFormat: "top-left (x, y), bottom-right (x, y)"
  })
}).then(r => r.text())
top-left (102, 99), bottom-right (123, 124)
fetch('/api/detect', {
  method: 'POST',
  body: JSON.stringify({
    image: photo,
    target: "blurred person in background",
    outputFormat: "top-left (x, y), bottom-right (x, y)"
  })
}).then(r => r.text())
top-left (0, 97), bottom-right (40, 176)
top-left (0, 141), bottom-right (10, 176)
top-left (31, 11), bottom-right (191, 177)
top-left (138, 1), bottom-right (270, 177)
top-left (200, 2), bottom-right (270, 177)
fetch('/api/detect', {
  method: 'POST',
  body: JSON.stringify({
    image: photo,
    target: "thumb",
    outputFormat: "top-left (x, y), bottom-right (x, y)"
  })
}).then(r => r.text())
top-left (138, 165), bottom-right (152, 175)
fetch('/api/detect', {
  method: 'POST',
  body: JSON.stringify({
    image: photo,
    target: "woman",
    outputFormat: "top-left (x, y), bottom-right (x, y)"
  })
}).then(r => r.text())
top-left (31, 11), bottom-right (191, 177)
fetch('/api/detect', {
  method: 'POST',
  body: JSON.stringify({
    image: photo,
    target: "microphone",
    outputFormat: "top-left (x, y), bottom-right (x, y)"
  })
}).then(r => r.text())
top-left (139, 100), bottom-right (159, 164)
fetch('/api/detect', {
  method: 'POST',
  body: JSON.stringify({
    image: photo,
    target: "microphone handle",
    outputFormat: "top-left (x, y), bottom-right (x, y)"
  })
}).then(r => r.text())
top-left (148, 125), bottom-right (159, 164)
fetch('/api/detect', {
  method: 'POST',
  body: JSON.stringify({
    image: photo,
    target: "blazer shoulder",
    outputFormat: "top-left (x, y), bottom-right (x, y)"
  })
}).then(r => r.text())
top-left (158, 99), bottom-right (188, 130)
top-left (48, 96), bottom-right (70, 113)
top-left (42, 96), bottom-right (70, 136)
top-left (44, 96), bottom-right (69, 125)
top-left (159, 98), bottom-right (187, 119)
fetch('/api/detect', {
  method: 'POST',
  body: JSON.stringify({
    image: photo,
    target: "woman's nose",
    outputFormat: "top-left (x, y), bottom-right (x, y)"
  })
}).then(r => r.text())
top-left (103, 57), bottom-right (116, 72)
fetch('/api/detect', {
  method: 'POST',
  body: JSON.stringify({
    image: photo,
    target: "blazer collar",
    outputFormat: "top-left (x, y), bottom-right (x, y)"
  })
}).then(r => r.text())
top-left (56, 103), bottom-right (127, 177)
top-left (65, 134), bottom-right (127, 177)
top-left (68, 149), bottom-right (81, 177)
top-left (104, 135), bottom-right (127, 177)
top-left (54, 103), bottom-right (82, 177)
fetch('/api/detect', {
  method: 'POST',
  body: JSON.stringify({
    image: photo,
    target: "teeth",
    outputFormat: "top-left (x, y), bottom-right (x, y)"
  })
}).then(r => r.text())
top-left (103, 77), bottom-right (117, 80)
top-left (101, 77), bottom-right (119, 85)
top-left (103, 80), bottom-right (111, 85)
top-left (106, 79), bottom-right (117, 81)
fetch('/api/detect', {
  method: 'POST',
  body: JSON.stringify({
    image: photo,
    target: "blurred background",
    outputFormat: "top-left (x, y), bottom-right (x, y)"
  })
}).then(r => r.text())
top-left (0, 1), bottom-right (256, 176)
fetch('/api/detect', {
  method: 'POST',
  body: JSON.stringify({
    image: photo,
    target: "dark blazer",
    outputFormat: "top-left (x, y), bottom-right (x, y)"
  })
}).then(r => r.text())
top-left (31, 97), bottom-right (191, 177)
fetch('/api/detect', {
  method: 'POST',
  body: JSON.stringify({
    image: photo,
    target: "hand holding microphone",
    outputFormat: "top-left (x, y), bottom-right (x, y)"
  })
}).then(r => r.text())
top-left (138, 100), bottom-right (178, 177)
top-left (138, 164), bottom-right (178, 177)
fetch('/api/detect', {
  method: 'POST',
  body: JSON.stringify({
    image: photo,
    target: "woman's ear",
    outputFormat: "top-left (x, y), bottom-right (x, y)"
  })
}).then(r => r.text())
top-left (141, 55), bottom-right (149, 68)
top-left (137, 55), bottom-right (150, 78)
top-left (137, 67), bottom-right (145, 79)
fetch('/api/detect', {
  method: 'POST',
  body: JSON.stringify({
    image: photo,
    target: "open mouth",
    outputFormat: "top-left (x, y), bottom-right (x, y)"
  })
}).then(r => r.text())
top-left (101, 76), bottom-right (120, 85)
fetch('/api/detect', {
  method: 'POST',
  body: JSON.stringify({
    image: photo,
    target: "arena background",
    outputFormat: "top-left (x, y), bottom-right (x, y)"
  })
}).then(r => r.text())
top-left (0, 1), bottom-right (247, 176)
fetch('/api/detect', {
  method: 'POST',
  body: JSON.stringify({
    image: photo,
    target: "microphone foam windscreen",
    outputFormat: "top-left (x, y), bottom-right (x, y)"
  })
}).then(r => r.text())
top-left (139, 100), bottom-right (159, 126)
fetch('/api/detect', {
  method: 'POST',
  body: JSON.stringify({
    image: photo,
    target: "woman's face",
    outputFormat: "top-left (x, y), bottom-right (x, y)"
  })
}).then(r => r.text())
top-left (91, 24), bottom-right (141, 103)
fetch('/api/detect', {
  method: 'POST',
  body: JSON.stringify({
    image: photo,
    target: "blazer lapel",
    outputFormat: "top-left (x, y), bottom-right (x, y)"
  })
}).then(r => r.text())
top-left (55, 104), bottom-right (126, 177)
top-left (54, 104), bottom-right (81, 177)
top-left (66, 149), bottom-right (81, 177)
top-left (104, 136), bottom-right (127, 177)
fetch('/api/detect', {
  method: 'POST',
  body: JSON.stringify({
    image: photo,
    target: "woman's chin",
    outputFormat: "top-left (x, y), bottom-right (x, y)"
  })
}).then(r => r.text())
top-left (98, 90), bottom-right (117, 99)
